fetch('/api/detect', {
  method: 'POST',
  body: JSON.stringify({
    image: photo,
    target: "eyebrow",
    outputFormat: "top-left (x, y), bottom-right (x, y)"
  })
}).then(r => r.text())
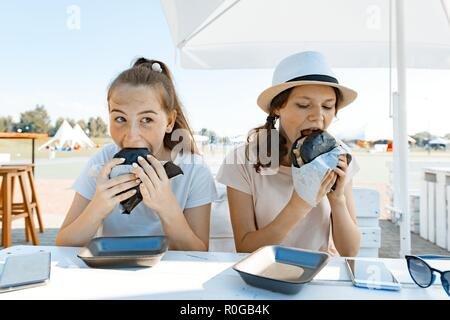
top-left (110, 109), bottom-right (158, 115)
top-left (294, 97), bottom-right (336, 102)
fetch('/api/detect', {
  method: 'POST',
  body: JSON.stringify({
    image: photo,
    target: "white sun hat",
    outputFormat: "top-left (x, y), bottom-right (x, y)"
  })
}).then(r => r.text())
top-left (257, 51), bottom-right (358, 113)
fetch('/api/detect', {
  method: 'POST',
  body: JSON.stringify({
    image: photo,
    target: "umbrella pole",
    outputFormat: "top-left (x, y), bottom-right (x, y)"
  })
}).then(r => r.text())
top-left (395, 0), bottom-right (411, 256)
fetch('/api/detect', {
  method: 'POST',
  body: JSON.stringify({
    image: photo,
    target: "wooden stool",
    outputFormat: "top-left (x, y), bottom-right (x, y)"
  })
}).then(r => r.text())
top-left (9, 164), bottom-right (44, 235)
top-left (0, 166), bottom-right (40, 247)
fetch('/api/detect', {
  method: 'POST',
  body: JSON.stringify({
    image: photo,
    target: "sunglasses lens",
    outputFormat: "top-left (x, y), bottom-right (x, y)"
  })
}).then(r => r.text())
top-left (408, 257), bottom-right (432, 287)
top-left (442, 272), bottom-right (450, 296)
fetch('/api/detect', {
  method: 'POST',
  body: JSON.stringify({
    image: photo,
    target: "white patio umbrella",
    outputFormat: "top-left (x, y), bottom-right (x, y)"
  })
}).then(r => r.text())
top-left (162, 0), bottom-right (450, 256)
top-left (162, 0), bottom-right (450, 69)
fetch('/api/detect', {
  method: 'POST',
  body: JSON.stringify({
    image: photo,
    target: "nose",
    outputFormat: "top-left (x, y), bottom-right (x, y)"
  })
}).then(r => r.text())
top-left (122, 123), bottom-right (146, 148)
top-left (307, 104), bottom-right (324, 121)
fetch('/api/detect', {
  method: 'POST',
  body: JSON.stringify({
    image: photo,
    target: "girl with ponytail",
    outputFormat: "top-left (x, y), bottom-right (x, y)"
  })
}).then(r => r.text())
top-left (56, 58), bottom-right (217, 251)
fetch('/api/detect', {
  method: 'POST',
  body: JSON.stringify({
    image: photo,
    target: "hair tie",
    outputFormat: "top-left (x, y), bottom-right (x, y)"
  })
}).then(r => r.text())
top-left (151, 62), bottom-right (162, 73)
top-left (266, 115), bottom-right (277, 123)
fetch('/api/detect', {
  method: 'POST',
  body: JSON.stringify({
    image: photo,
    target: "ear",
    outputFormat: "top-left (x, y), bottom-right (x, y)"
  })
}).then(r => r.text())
top-left (166, 110), bottom-right (177, 133)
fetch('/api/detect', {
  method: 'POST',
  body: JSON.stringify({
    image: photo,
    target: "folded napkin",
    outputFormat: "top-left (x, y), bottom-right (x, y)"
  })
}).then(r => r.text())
top-left (291, 130), bottom-right (351, 207)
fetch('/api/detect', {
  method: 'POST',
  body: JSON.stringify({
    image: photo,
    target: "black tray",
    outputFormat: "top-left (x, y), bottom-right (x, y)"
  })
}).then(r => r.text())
top-left (77, 236), bottom-right (168, 268)
top-left (232, 245), bottom-right (330, 294)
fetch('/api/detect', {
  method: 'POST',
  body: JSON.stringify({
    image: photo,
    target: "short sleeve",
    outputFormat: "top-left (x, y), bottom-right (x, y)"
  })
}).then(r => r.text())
top-left (185, 164), bottom-right (219, 209)
top-left (216, 146), bottom-right (252, 195)
top-left (71, 147), bottom-right (111, 200)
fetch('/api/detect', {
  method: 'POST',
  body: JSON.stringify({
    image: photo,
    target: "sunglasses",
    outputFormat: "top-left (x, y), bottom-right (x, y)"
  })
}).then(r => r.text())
top-left (405, 255), bottom-right (450, 296)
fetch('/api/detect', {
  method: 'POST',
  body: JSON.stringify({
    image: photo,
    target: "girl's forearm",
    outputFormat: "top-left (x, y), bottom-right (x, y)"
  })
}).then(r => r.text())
top-left (329, 197), bottom-right (361, 257)
top-left (55, 200), bottom-right (106, 247)
top-left (237, 193), bottom-right (311, 253)
top-left (158, 206), bottom-right (208, 251)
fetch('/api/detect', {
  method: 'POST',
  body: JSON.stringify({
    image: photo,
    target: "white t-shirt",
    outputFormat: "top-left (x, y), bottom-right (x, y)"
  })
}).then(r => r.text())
top-left (72, 143), bottom-right (218, 237)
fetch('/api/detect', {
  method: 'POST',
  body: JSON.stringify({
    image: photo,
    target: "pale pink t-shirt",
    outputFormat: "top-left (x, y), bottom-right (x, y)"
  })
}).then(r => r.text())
top-left (216, 144), bottom-right (359, 256)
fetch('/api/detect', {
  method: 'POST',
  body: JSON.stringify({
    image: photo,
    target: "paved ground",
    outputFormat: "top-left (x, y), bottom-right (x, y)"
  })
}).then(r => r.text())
top-left (2, 227), bottom-right (60, 248)
top-left (379, 220), bottom-right (450, 257)
top-left (2, 217), bottom-right (450, 258)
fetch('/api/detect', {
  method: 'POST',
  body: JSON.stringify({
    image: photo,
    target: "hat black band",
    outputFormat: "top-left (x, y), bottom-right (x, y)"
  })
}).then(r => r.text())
top-left (287, 74), bottom-right (339, 84)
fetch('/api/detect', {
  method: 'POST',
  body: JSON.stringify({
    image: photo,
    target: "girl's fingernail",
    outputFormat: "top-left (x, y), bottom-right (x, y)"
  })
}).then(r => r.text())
top-left (119, 158), bottom-right (125, 162)
top-left (132, 163), bottom-right (138, 168)
top-left (138, 156), bottom-right (144, 161)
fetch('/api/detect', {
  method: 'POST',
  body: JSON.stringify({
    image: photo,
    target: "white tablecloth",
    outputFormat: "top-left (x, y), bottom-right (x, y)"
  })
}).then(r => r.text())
top-left (0, 246), bottom-right (448, 300)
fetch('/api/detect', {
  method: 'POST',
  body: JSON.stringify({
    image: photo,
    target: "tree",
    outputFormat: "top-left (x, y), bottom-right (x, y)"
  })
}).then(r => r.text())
top-left (66, 118), bottom-right (76, 128)
top-left (87, 117), bottom-right (97, 137)
top-left (87, 116), bottom-right (108, 137)
top-left (94, 117), bottom-right (108, 137)
top-left (208, 130), bottom-right (217, 144)
top-left (54, 117), bottom-right (65, 129)
top-left (0, 116), bottom-right (14, 132)
top-left (197, 127), bottom-right (219, 143)
top-left (77, 119), bottom-right (87, 131)
top-left (411, 131), bottom-right (436, 147)
top-left (17, 105), bottom-right (51, 133)
top-left (221, 136), bottom-right (231, 144)
top-left (87, 117), bottom-right (97, 138)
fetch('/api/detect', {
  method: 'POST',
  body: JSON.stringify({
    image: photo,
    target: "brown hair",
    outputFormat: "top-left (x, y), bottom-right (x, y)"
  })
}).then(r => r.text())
top-left (107, 57), bottom-right (198, 154)
top-left (246, 86), bottom-right (342, 173)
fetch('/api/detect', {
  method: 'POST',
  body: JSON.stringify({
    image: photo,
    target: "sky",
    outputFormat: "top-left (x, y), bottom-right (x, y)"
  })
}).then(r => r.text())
top-left (0, 0), bottom-right (449, 138)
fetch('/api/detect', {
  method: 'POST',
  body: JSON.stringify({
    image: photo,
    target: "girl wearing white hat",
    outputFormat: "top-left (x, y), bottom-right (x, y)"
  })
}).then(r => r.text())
top-left (217, 51), bottom-right (360, 256)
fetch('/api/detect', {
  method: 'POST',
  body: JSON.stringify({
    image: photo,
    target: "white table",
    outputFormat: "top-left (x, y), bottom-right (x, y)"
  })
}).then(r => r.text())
top-left (0, 246), bottom-right (448, 300)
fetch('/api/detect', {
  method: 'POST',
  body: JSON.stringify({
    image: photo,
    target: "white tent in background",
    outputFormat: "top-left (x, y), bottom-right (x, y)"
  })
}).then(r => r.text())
top-left (38, 120), bottom-right (94, 151)
top-left (38, 120), bottom-right (74, 150)
top-left (73, 124), bottom-right (95, 148)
